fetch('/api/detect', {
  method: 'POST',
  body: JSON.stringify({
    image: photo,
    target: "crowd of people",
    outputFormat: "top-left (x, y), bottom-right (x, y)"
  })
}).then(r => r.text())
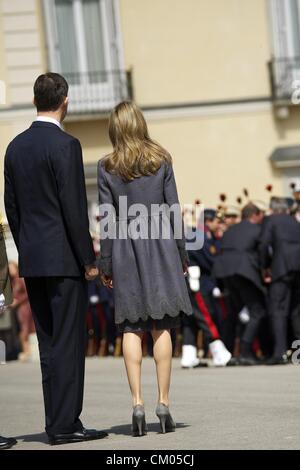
top-left (2, 188), bottom-right (300, 368)
top-left (181, 189), bottom-right (300, 367)
top-left (0, 261), bottom-right (36, 361)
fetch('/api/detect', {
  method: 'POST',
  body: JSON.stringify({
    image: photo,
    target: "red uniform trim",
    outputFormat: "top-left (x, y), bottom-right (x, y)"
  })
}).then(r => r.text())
top-left (195, 292), bottom-right (219, 340)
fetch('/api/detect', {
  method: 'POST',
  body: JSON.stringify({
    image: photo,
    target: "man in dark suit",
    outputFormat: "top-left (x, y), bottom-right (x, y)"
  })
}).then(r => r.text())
top-left (213, 203), bottom-right (266, 364)
top-left (259, 197), bottom-right (300, 364)
top-left (4, 73), bottom-right (107, 445)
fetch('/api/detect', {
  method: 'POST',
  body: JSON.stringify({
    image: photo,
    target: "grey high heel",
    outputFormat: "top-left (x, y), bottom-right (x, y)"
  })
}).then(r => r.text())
top-left (156, 403), bottom-right (176, 433)
top-left (132, 405), bottom-right (147, 437)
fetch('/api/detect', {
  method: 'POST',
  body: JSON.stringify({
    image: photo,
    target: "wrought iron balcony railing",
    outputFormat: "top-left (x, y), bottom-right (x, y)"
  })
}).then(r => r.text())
top-left (268, 57), bottom-right (300, 104)
top-left (62, 69), bottom-right (133, 115)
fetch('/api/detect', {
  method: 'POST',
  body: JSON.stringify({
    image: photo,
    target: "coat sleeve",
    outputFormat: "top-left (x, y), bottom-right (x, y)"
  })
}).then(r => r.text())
top-left (163, 162), bottom-right (189, 265)
top-left (97, 161), bottom-right (114, 277)
top-left (52, 138), bottom-right (95, 267)
top-left (4, 149), bottom-right (20, 249)
top-left (191, 238), bottom-right (214, 271)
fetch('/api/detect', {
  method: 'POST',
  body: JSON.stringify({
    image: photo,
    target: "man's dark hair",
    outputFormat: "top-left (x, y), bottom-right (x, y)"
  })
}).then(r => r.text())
top-left (33, 73), bottom-right (69, 112)
top-left (241, 203), bottom-right (260, 220)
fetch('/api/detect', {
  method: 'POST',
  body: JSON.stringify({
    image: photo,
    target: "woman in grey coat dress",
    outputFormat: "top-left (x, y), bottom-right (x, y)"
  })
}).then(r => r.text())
top-left (98, 101), bottom-right (192, 436)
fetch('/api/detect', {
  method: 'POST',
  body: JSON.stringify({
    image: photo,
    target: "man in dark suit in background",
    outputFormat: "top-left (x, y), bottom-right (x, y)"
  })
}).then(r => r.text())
top-left (213, 203), bottom-right (266, 364)
top-left (4, 73), bottom-right (108, 445)
top-left (259, 197), bottom-right (300, 365)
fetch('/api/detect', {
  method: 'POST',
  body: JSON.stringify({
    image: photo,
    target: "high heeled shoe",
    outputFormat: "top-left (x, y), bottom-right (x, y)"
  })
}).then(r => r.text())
top-left (132, 405), bottom-right (147, 437)
top-left (156, 403), bottom-right (176, 433)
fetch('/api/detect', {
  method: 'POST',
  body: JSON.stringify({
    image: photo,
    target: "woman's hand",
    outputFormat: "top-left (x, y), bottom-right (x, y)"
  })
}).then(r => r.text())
top-left (183, 263), bottom-right (188, 277)
top-left (85, 265), bottom-right (99, 281)
top-left (101, 274), bottom-right (113, 289)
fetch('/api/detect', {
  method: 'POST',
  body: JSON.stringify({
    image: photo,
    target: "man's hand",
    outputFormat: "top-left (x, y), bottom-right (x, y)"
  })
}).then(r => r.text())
top-left (100, 273), bottom-right (113, 289)
top-left (84, 264), bottom-right (99, 281)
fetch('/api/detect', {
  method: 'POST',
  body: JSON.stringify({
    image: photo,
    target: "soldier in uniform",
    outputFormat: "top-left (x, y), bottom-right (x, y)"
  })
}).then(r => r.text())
top-left (259, 197), bottom-right (300, 364)
top-left (181, 209), bottom-right (232, 368)
top-left (213, 203), bottom-right (266, 365)
top-left (290, 182), bottom-right (300, 222)
top-left (223, 205), bottom-right (240, 228)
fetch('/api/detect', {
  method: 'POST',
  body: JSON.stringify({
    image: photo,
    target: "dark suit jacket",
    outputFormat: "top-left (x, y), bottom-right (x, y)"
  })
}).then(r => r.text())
top-left (4, 121), bottom-right (95, 277)
top-left (213, 219), bottom-right (265, 293)
top-left (259, 213), bottom-right (300, 281)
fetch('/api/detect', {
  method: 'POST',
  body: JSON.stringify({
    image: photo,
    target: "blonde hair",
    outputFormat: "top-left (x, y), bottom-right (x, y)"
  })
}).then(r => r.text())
top-left (104, 101), bottom-right (172, 181)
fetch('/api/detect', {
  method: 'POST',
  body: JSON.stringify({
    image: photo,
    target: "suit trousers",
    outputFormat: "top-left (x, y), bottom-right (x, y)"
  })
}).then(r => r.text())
top-left (25, 276), bottom-right (88, 435)
top-left (269, 271), bottom-right (300, 357)
top-left (224, 275), bottom-right (266, 349)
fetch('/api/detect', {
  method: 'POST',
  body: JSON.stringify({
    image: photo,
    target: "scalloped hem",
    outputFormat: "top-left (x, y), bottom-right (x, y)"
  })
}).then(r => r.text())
top-left (117, 310), bottom-right (192, 333)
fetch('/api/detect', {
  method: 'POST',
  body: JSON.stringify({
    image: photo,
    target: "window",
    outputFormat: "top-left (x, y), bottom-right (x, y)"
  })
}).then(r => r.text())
top-left (43, 0), bottom-right (128, 112)
top-left (270, 0), bottom-right (300, 58)
top-left (269, 0), bottom-right (300, 99)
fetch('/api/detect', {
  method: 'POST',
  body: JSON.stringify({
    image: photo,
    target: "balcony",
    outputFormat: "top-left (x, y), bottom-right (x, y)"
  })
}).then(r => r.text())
top-left (63, 69), bottom-right (133, 116)
top-left (268, 57), bottom-right (300, 105)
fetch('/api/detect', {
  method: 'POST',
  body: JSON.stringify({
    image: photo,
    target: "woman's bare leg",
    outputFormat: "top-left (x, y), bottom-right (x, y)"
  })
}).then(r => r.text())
top-left (122, 331), bottom-right (144, 406)
top-left (151, 329), bottom-right (172, 406)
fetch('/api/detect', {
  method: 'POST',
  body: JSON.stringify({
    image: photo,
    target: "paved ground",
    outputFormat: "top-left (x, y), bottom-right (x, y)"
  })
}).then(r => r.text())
top-left (1, 357), bottom-right (300, 450)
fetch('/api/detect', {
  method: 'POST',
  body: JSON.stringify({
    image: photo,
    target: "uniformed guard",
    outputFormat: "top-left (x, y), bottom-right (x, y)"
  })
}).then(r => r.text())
top-left (290, 182), bottom-right (300, 222)
top-left (223, 205), bottom-right (240, 228)
top-left (181, 209), bottom-right (232, 368)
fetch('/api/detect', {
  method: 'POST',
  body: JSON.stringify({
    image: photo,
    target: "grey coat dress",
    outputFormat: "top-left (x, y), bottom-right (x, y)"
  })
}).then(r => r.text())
top-left (97, 158), bottom-right (192, 332)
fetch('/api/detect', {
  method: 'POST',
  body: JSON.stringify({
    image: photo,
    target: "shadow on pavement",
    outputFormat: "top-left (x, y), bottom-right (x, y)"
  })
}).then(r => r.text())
top-left (15, 432), bottom-right (48, 444)
top-left (14, 423), bottom-right (190, 443)
top-left (104, 422), bottom-right (190, 436)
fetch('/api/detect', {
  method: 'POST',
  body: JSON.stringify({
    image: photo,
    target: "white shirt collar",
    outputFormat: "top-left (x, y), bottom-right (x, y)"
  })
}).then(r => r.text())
top-left (35, 116), bottom-right (62, 129)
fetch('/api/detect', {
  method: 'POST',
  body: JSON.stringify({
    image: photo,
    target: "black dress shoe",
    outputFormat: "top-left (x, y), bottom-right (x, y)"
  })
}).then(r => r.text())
top-left (266, 354), bottom-right (289, 365)
top-left (48, 428), bottom-right (108, 446)
top-left (0, 436), bottom-right (17, 450)
top-left (238, 355), bottom-right (260, 366)
top-left (225, 357), bottom-right (239, 366)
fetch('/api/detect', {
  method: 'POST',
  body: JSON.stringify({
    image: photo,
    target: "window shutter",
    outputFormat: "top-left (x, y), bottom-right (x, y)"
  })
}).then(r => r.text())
top-left (42, 0), bottom-right (60, 71)
top-left (269, 0), bottom-right (300, 99)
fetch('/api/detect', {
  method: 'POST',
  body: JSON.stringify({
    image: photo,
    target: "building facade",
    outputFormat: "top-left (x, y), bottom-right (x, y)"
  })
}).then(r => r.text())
top-left (1, 0), bottom-right (300, 259)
